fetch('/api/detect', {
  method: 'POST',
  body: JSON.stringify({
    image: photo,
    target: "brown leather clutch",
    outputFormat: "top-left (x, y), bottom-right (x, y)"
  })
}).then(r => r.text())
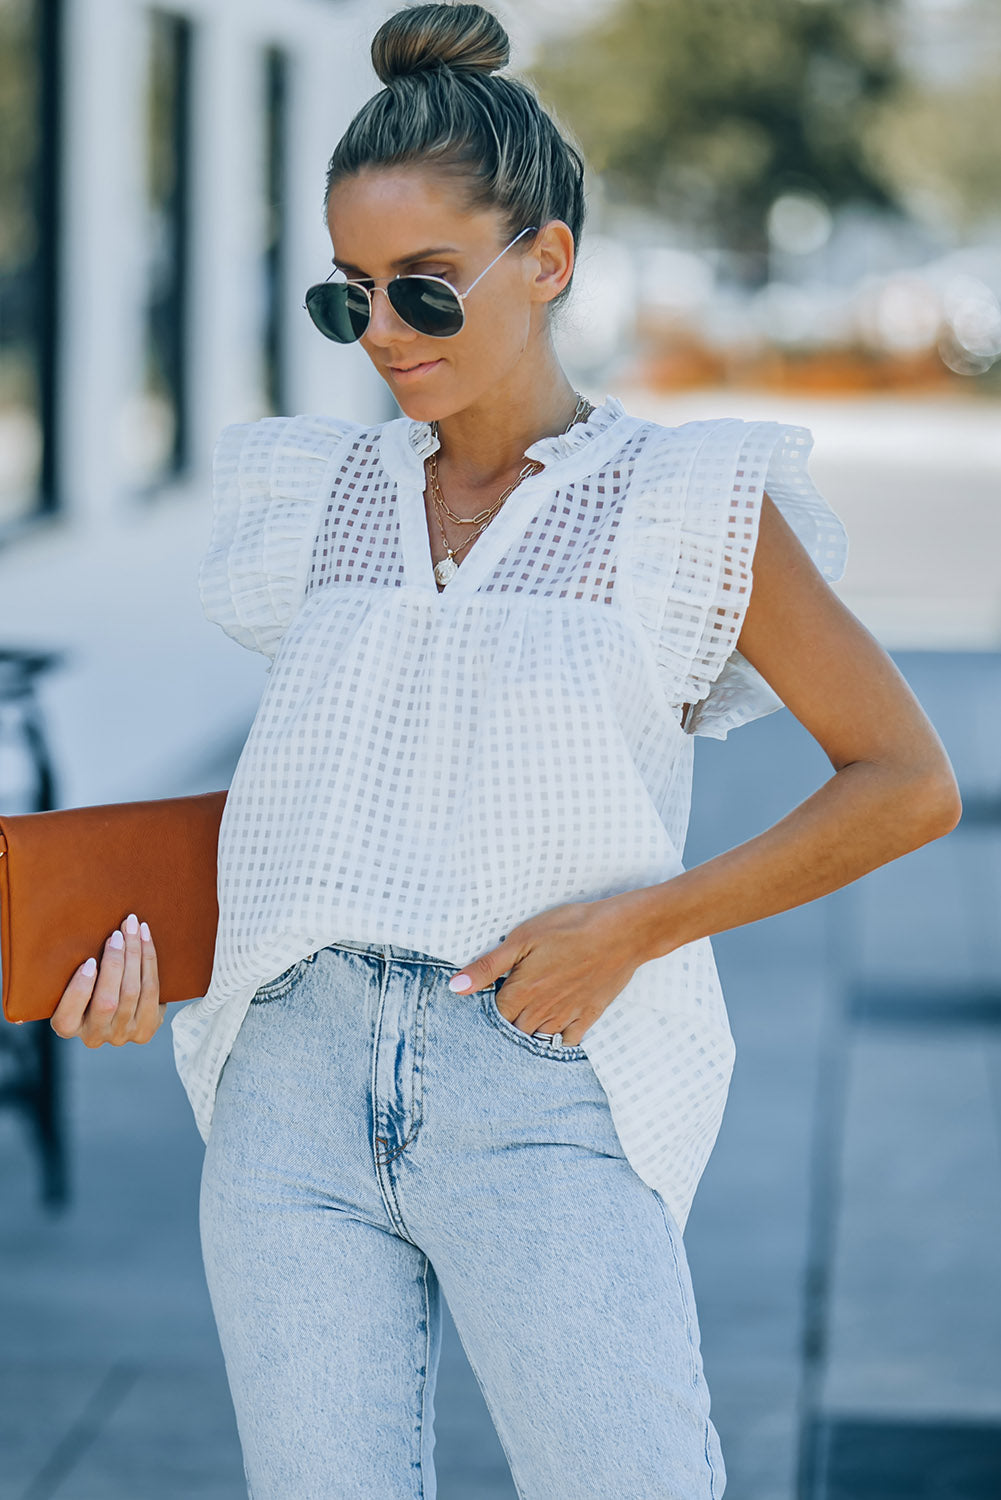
top-left (0, 789), bottom-right (228, 1024)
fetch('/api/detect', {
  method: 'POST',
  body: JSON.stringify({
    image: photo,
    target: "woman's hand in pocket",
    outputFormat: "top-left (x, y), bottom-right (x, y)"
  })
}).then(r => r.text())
top-left (50, 913), bottom-right (164, 1046)
top-left (447, 895), bottom-right (644, 1046)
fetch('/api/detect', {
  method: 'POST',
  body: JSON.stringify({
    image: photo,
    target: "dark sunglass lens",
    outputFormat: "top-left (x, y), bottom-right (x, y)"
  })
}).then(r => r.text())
top-left (389, 277), bottom-right (464, 337)
top-left (304, 283), bottom-right (370, 343)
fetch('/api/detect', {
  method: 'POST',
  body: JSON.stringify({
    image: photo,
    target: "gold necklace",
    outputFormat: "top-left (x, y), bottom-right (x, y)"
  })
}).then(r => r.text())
top-left (426, 392), bottom-right (593, 588)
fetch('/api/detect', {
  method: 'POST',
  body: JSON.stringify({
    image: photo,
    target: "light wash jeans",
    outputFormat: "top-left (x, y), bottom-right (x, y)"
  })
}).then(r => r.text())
top-left (199, 939), bottom-right (726, 1499)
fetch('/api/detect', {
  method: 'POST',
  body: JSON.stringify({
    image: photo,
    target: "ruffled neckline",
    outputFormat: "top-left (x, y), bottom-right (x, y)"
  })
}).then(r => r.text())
top-left (405, 394), bottom-right (628, 468)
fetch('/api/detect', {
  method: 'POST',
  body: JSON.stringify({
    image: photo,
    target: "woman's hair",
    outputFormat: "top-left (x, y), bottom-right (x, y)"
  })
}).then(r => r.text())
top-left (323, 2), bottom-right (587, 314)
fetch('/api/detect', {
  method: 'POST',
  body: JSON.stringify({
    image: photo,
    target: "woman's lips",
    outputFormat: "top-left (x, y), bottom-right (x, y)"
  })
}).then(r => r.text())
top-left (389, 359), bottom-right (444, 382)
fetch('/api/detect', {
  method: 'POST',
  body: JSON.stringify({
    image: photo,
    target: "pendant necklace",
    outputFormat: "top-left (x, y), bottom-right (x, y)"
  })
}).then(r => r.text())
top-left (426, 392), bottom-right (593, 589)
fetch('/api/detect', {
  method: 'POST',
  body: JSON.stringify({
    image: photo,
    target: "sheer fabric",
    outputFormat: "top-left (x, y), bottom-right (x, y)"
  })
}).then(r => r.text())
top-left (173, 394), bottom-right (848, 1232)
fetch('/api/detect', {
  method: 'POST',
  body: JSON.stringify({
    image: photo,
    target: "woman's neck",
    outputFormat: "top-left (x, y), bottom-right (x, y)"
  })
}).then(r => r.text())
top-left (430, 363), bottom-right (586, 490)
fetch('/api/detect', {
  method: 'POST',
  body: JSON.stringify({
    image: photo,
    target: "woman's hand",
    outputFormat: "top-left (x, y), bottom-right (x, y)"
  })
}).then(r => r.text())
top-left (50, 913), bottom-right (165, 1047)
top-left (447, 896), bottom-right (644, 1046)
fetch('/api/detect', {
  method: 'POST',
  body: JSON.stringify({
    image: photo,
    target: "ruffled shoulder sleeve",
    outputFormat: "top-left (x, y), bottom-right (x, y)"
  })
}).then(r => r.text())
top-left (620, 416), bottom-right (849, 740)
top-left (198, 412), bottom-right (362, 659)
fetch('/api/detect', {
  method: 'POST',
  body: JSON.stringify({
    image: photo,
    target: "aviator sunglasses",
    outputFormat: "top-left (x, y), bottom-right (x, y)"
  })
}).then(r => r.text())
top-left (303, 225), bottom-right (539, 343)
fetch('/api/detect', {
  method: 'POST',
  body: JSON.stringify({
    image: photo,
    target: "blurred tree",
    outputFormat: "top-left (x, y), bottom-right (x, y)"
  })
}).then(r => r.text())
top-left (863, 67), bottom-right (1001, 237)
top-left (527, 0), bottom-right (907, 284)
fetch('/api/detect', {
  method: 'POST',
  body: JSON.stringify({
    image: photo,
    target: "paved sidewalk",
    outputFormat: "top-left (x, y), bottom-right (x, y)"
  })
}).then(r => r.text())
top-left (1, 650), bottom-right (996, 1498)
top-left (686, 651), bottom-right (1001, 1499)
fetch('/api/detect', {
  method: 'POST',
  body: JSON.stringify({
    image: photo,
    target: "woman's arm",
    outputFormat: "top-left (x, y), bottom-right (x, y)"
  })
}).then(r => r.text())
top-left (448, 491), bottom-right (962, 1045)
top-left (625, 490), bottom-right (963, 961)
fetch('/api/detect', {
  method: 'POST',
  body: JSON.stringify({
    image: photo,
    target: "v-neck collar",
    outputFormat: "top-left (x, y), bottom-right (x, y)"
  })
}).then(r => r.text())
top-left (380, 395), bottom-right (634, 600)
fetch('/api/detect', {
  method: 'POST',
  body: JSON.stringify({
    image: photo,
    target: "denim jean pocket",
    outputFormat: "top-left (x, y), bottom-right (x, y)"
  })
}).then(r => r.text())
top-left (484, 984), bottom-right (589, 1060)
top-left (250, 954), bottom-right (313, 1003)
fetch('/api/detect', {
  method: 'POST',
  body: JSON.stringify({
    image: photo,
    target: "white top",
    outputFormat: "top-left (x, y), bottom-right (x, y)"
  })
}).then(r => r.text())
top-left (171, 394), bottom-right (848, 1233)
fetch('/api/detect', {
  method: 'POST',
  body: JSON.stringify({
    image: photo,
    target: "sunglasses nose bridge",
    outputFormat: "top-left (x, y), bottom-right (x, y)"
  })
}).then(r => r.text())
top-left (364, 283), bottom-right (419, 342)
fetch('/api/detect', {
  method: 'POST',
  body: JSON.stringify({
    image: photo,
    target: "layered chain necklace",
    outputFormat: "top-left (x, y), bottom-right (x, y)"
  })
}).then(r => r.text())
top-left (426, 391), bottom-right (594, 589)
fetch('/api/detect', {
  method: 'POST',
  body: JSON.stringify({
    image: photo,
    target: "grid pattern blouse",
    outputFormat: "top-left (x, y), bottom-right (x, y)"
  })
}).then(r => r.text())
top-left (171, 394), bottom-right (849, 1234)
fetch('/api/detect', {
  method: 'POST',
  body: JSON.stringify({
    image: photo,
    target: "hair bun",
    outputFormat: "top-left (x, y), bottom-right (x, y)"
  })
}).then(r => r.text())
top-left (372, 3), bottom-right (510, 84)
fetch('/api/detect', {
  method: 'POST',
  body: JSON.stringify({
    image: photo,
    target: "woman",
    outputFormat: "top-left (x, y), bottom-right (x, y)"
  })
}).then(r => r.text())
top-left (51, 4), bottom-right (961, 1496)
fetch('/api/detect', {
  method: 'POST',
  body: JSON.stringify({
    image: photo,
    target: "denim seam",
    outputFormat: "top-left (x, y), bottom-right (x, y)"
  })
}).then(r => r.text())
top-left (484, 990), bottom-right (588, 1061)
top-left (369, 959), bottom-right (424, 1243)
top-left (251, 972), bottom-right (299, 1002)
top-left (411, 969), bottom-right (432, 1134)
top-left (417, 1255), bottom-right (432, 1500)
top-left (375, 1125), bottom-right (420, 1163)
top-left (370, 955), bottom-right (402, 1230)
top-left (326, 941), bottom-right (456, 973)
top-left (250, 953), bottom-right (314, 1001)
top-left (656, 1193), bottom-right (722, 1496)
top-left (374, 971), bottom-right (432, 1165)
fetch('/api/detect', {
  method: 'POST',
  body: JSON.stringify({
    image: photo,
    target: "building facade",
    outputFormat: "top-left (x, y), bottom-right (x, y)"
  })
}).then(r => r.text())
top-left (0, 0), bottom-right (390, 808)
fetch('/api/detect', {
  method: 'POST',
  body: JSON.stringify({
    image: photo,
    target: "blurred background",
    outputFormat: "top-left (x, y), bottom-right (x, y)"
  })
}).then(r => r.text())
top-left (0, 1), bottom-right (998, 1496)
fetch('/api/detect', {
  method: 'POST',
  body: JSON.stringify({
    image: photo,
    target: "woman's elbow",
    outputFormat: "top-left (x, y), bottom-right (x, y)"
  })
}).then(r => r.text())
top-left (908, 761), bottom-right (963, 841)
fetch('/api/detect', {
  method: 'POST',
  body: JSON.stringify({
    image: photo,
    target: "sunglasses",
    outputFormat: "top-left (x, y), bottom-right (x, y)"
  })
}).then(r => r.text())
top-left (303, 225), bottom-right (539, 344)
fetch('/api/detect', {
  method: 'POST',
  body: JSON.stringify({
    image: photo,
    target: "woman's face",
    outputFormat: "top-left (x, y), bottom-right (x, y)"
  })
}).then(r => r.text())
top-left (324, 166), bottom-right (562, 423)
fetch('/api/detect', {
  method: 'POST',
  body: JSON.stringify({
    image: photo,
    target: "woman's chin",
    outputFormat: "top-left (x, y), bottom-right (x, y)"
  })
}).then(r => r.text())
top-left (390, 388), bottom-right (454, 422)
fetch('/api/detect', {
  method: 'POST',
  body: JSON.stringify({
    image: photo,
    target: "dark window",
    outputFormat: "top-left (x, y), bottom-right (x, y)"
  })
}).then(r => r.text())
top-left (0, 0), bottom-right (61, 536)
top-left (132, 7), bottom-right (192, 490)
top-left (262, 45), bottom-right (289, 416)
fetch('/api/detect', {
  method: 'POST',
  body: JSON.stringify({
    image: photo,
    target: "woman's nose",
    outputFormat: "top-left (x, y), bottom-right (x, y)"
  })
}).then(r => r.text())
top-left (364, 285), bottom-right (415, 346)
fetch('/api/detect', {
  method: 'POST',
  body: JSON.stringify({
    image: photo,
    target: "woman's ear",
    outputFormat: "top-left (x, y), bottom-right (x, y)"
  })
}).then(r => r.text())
top-left (529, 220), bottom-right (575, 305)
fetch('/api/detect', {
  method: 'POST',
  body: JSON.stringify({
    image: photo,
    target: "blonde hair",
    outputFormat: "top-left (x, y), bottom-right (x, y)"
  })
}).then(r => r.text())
top-left (323, 2), bottom-right (587, 312)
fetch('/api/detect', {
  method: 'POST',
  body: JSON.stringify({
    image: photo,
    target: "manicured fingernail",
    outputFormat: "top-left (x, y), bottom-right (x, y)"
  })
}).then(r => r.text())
top-left (140, 921), bottom-right (151, 941)
top-left (109, 930), bottom-right (124, 949)
top-left (124, 913), bottom-right (139, 935)
top-left (449, 973), bottom-right (472, 992)
top-left (81, 957), bottom-right (97, 977)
